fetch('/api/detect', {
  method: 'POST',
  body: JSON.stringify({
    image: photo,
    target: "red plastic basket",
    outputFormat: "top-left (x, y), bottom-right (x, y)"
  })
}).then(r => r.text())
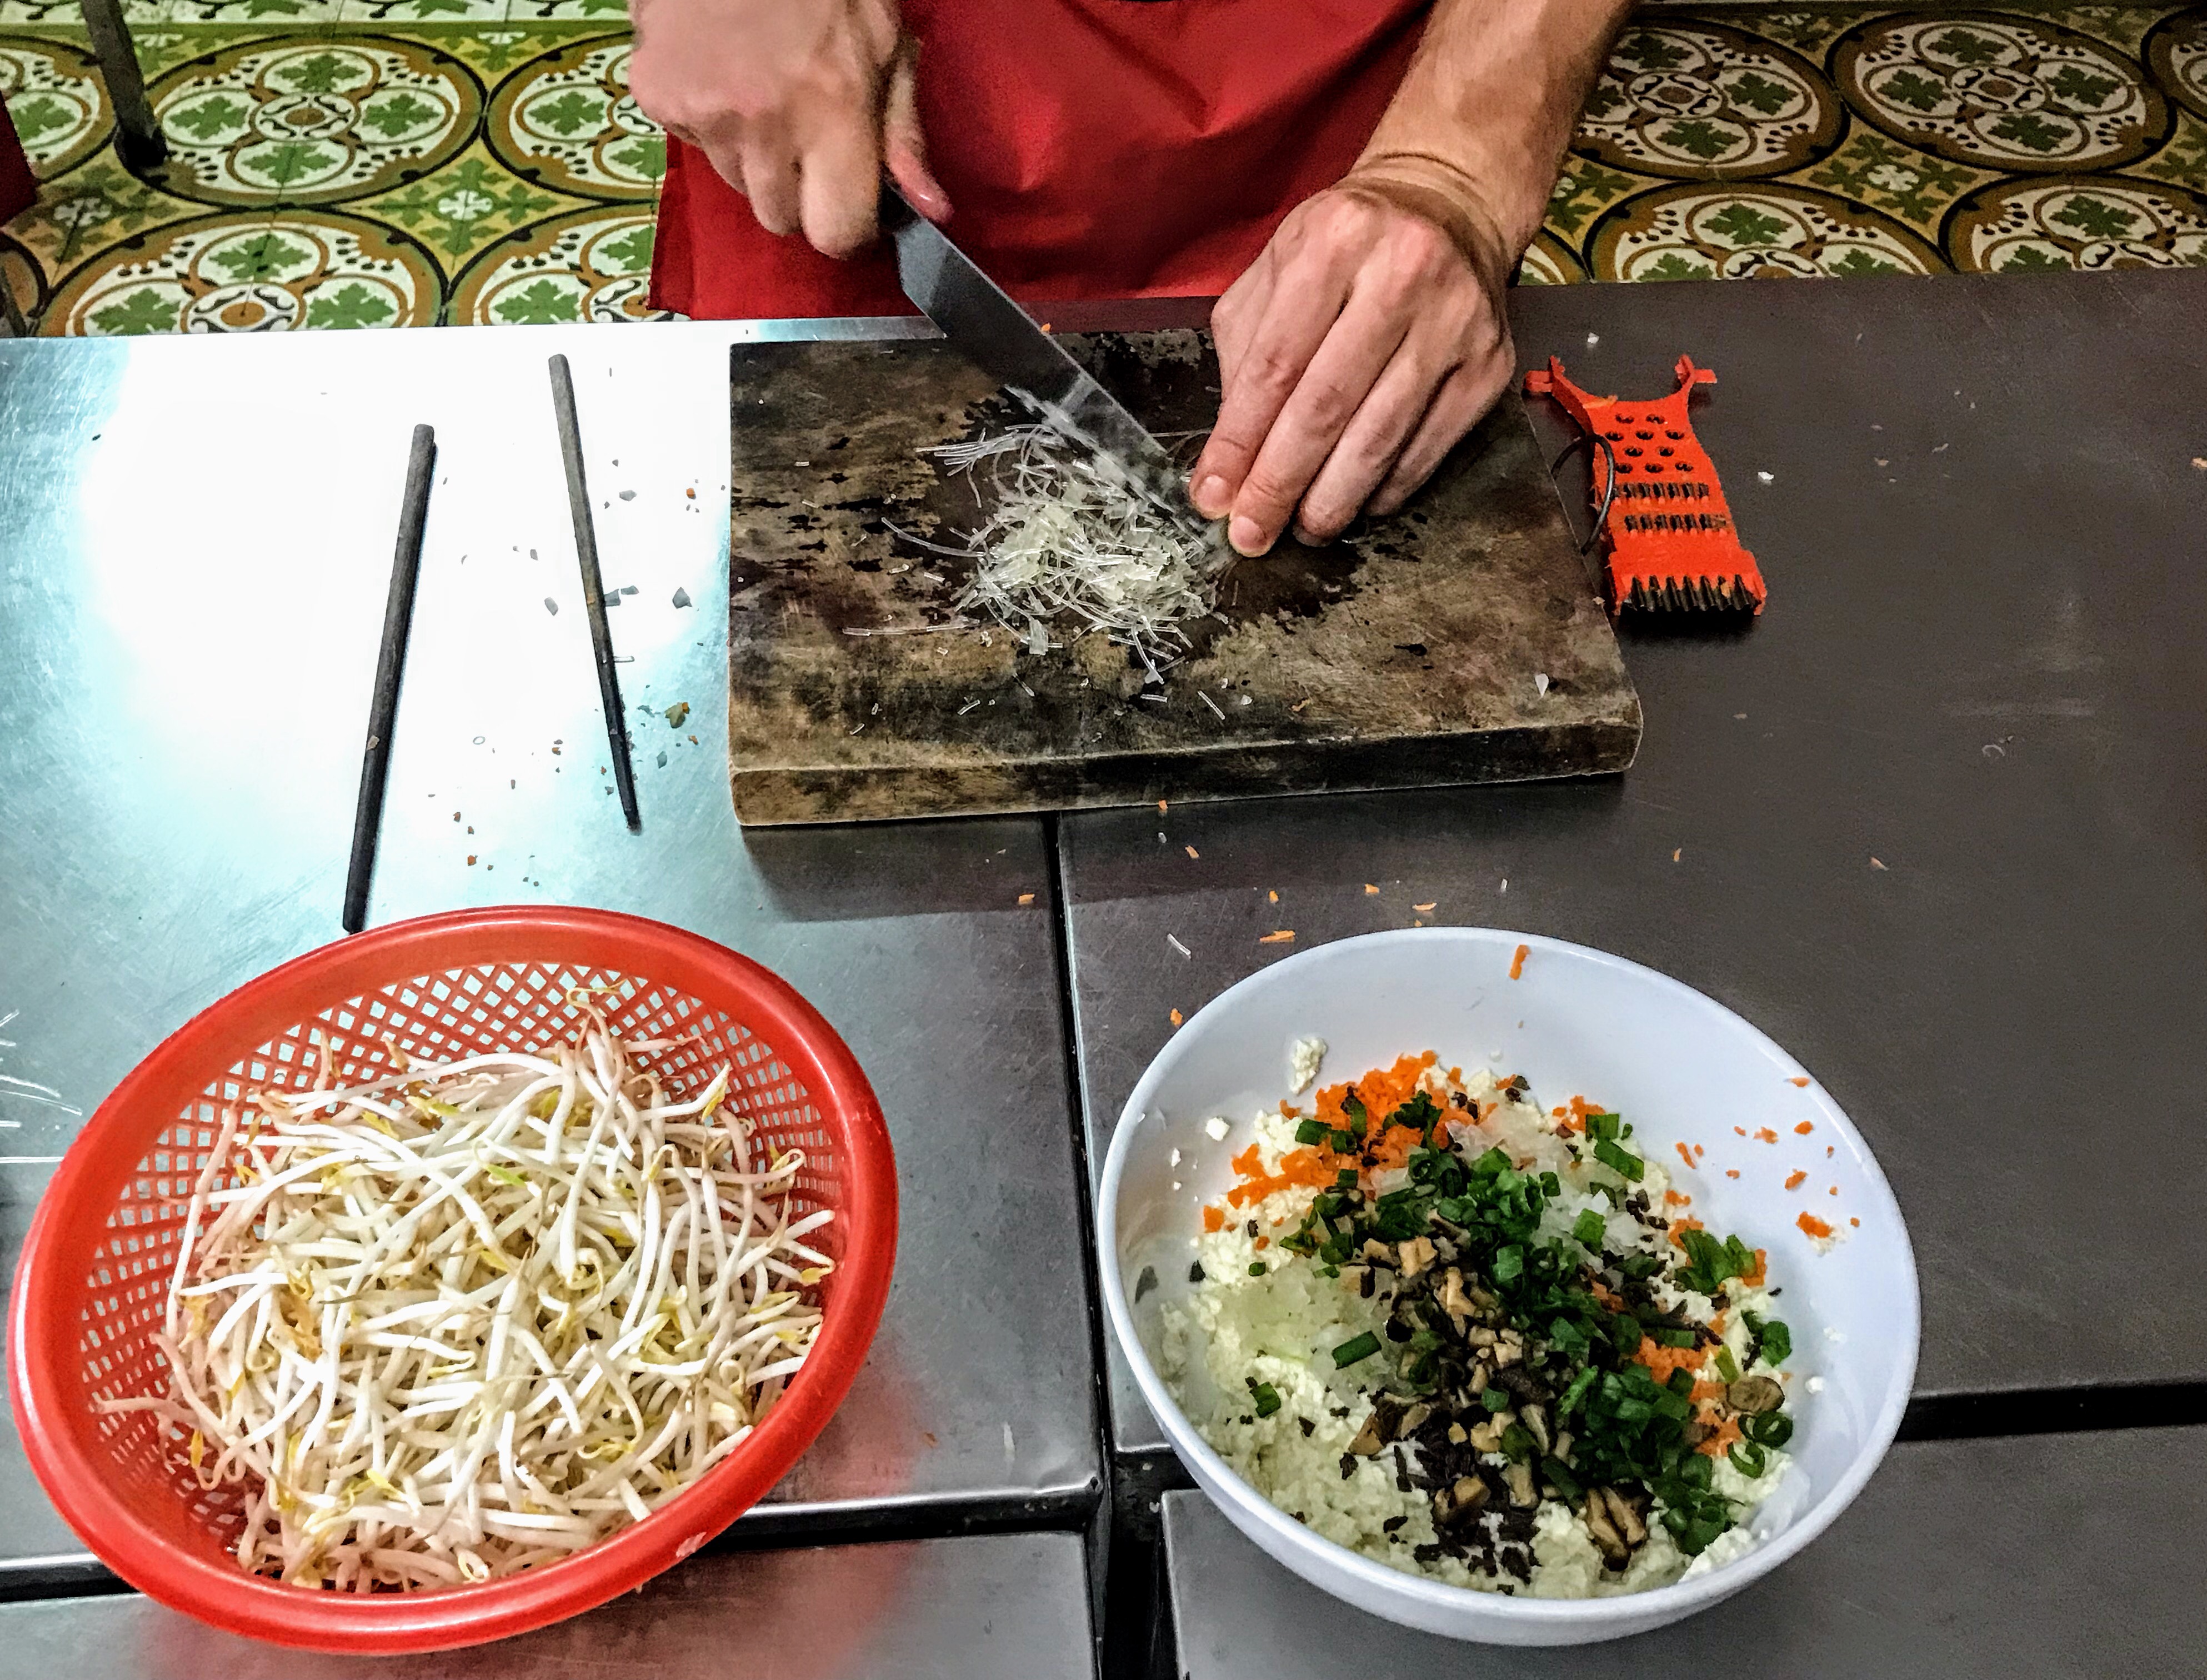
top-left (6, 907), bottom-right (896, 1653)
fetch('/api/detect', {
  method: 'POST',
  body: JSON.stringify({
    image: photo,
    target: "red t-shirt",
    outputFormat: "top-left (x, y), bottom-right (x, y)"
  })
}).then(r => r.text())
top-left (649, 0), bottom-right (1430, 319)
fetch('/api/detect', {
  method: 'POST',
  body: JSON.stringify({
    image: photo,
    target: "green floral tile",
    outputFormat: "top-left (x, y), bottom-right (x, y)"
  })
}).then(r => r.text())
top-left (356, 137), bottom-right (582, 264)
top-left (4, 156), bottom-right (207, 279)
top-left (1802, 126), bottom-right (1996, 233)
top-left (2138, 106), bottom-right (2207, 188)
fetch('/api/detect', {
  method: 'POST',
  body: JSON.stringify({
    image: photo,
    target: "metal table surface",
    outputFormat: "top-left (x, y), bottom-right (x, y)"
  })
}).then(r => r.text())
top-left (1160, 1428), bottom-right (2206, 1679)
top-left (0, 318), bottom-right (1100, 1582)
top-left (0, 1529), bottom-right (1092, 1680)
top-left (1068, 267), bottom-right (2207, 1459)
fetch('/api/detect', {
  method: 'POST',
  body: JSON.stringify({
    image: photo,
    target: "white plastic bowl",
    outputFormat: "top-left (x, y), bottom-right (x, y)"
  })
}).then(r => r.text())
top-left (1098, 928), bottom-right (1918, 1645)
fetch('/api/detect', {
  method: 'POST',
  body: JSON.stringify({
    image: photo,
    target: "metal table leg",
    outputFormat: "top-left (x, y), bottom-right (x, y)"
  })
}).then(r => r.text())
top-left (77, 0), bottom-right (167, 172)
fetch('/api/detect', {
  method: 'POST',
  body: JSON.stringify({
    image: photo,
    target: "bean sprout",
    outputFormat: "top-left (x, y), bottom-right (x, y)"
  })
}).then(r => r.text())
top-left (100, 1013), bottom-right (830, 1591)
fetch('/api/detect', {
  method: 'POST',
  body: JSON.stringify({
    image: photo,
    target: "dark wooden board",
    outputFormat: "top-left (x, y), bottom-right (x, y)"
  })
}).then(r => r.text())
top-left (728, 331), bottom-right (1640, 824)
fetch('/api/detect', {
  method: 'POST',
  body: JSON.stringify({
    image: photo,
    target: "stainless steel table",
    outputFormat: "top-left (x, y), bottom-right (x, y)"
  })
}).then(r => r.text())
top-left (0, 1529), bottom-right (1092, 1680)
top-left (1067, 268), bottom-right (2207, 1462)
top-left (1161, 1427), bottom-right (2206, 1678)
top-left (0, 319), bottom-right (1098, 1582)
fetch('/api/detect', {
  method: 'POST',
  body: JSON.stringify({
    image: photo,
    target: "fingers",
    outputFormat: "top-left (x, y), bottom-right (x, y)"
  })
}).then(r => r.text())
top-left (882, 43), bottom-right (951, 222)
top-left (798, 113), bottom-right (882, 258)
top-left (742, 142), bottom-right (802, 238)
top-left (1367, 354), bottom-right (1508, 518)
top-left (1189, 268), bottom-right (1351, 539)
top-left (1290, 344), bottom-right (1440, 544)
top-left (1225, 287), bottom-right (1414, 554)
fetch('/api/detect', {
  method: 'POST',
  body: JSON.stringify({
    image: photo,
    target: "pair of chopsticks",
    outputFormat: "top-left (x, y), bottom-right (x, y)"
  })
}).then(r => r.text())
top-left (341, 358), bottom-right (643, 933)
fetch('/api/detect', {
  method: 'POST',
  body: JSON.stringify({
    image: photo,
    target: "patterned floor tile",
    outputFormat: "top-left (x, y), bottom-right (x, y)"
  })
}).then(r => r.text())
top-left (502, 0), bottom-right (629, 22)
top-left (1946, 169), bottom-right (2207, 266)
top-left (1588, 180), bottom-right (1949, 279)
top-left (338, 0), bottom-right (505, 22)
top-left (1, 227), bottom-right (45, 318)
top-left (1801, 124), bottom-right (1997, 237)
top-left (1519, 229), bottom-right (1589, 285)
top-left (146, 33), bottom-right (483, 204)
top-left (483, 28), bottom-right (659, 198)
top-left (447, 198), bottom-right (658, 322)
top-left (1, 31), bottom-right (112, 176)
top-left (2144, 3), bottom-right (2207, 115)
top-left (1578, 20), bottom-right (1844, 178)
top-left (356, 134), bottom-right (577, 263)
top-left (164, 0), bottom-right (339, 23)
top-left (1831, 11), bottom-right (2171, 173)
top-left (39, 203), bottom-right (440, 330)
top-left (3, 153), bottom-right (206, 277)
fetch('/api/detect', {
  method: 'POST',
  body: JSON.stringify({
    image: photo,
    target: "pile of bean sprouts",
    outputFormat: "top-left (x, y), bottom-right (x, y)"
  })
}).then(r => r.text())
top-left (879, 411), bottom-right (1222, 681)
top-left (99, 1011), bottom-right (830, 1591)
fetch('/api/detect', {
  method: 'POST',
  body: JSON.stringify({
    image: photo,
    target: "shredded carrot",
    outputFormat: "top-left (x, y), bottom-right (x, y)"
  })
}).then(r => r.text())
top-left (1364, 884), bottom-right (1379, 895)
top-left (1589, 1277), bottom-right (1625, 1310)
top-left (1252, 1236), bottom-right (1268, 1250)
top-left (1268, 890), bottom-right (1279, 903)
top-left (1674, 1142), bottom-right (1695, 1170)
top-left (1202, 1206), bottom-right (1224, 1233)
top-left (1664, 1189), bottom-right (1691, 1207)
top-left (1633, 1335), bottom-right (1708, 1383)
top-left (1743, 1248), bottom-right (1766, 1286)
top-left (1185, 845), bottom-right (1199, 860)
top-left (1753, 1127), bottom-right (1778, 1143)
top-left (1689, 1378), bottom-right (1726, 1403)
top-left (1826, 1146), bottom-right (1834, 1157)
top-left (1017, 893), bottom-right (1035, 906)
top-left (1169, 1008), bottom-right (1183, 1028)
top-left (1693, 1144), bottom-right (1705, 1160)
top-left (1259, 931), bottom-right (1295, 945)
top-left (1696, 1411), bottom-right (1743, 1459)
top-left (1784, 1169), bottom-right (1806, 1190)
top-left (1413, 902), bottom-right (1436, 913)
top-left (1231, 1144), bottom-right (1262, 1179)
top-left (1666, 1216), bottom-right (1705, 1250)
top-left (1787, 1076), bottom-right (1810, 1088)
top-left (1508, 943), bottom-right (1529, 979)
top-left (1849, 1217), bottom-right (1860, 1227)
top-left (1279, 1100), bottom-right (1298, 1118)
top-left (1733, 1127), bottom-right (1746, 1137)
top-left (1797, 1212), bottom-right (1833, 1239)
top-left (1794, 1121), bottom-right (1814, 1134)
top-left (1158, 799), bottom-right (1168, 812)
top-left (1725, 1168), bottom-right (1740, 1179)
top-left (1829, 1185), bottom-right (1839, 1196)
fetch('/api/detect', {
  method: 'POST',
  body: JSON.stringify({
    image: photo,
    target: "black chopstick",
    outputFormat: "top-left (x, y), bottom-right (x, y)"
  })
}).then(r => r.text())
top-left (342, 423), bottom-right (437, 934)
top-left (548, 353), bottom-right (641, 832)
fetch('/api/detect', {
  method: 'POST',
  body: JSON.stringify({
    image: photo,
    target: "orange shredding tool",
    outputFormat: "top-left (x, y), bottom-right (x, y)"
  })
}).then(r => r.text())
top-left (1524, 355), bottom-right (1766, 616)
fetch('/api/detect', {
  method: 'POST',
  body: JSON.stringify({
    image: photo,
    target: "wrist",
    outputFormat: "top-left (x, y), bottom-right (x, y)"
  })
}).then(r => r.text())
top-left (1334, 154), bottom-right (1524, 288)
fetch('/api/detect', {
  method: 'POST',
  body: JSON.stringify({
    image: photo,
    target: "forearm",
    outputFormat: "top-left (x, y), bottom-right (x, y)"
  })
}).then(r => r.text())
top-left (1349, 0), bottom-right (1633, 263)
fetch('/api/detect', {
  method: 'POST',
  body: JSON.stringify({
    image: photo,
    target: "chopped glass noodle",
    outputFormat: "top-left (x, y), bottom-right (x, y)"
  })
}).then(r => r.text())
top-left (97, 1011), bottom-right (830, 1592)
top-left (888, 409), bottom-right (1220, 677)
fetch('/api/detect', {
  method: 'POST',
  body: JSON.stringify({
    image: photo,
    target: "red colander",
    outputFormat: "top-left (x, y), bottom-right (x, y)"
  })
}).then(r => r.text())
top-left (6, 906), bottom-right (897, 1653)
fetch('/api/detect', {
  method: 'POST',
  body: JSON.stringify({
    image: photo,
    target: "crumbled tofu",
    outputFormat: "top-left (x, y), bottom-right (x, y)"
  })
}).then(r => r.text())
top-left (1288, 1036), bottom-right (1328, 1094)
top-left (1204, 1117), bottom-right (1232, 1142)
top-left (1169, 1147), bottom-right (1182, 1168)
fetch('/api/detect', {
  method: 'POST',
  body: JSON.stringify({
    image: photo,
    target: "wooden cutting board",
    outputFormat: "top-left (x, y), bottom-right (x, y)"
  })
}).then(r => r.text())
top-left (728, 331), bottom-right (1640, 825)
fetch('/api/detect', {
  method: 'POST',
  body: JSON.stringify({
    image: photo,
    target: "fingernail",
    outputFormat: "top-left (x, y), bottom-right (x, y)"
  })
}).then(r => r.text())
top-left (1228, 514), bottom-right (1268, 557)
top-left (1193, 475), bottom-right (1229, 517)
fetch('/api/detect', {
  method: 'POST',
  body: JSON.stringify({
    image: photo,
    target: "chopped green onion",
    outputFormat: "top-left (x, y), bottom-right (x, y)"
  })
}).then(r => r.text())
top-left (1572, 1209), bottom-right (1607, 1248)
top-left (1756, 1318), bottom-right (1793, 1367)
top-left (1344, 1095), bottom-right (1368, 1134)
top-left (1592, 1138), bottom-right (1644, 1181)
top-left (1247, 1379), bottom-right (1282, 1418)
top-left (1729, 1441), bottom-right (1767, 1478)
top-left (1559, 1368), bottom-right (1598, 1417)
top-left (1294, 1119), bottom-right (1327, 1147)
top-left (1543, 1457), bottom-right (1584, 1502)
top-left (1499, 1423), bottom-right (1534, 1461)
top-left (1481, 1387), bottom-right (1510, 1412)
top-left (1332, 1331), bottom-right (1381, 1368)
top-left (1715, 1347), bottom-right (1740, 1383)
top-left (1651, 1327), bottom-right (1697, 1349)
top-left (1248, 1261), bottom-right (1267, 1277)
top-left (1330, 1129), bottom-right (1354, 1152)
top-left (1335, 1168), bottom-right (1359, 1189)
top-left (1492, 1244), bottom-right (1524, 1282)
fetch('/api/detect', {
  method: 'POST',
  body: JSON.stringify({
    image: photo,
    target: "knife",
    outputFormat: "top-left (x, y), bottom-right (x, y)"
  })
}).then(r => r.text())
top-left (880, 185), bottom-right (1211, 536)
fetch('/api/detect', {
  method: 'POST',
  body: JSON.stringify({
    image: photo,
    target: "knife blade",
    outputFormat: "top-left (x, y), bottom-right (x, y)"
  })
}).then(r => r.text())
top-left (882, 186), bottom-right (1209, 534)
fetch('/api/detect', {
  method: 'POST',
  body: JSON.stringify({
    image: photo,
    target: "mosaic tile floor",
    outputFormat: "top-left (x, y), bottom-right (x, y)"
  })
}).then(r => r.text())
top-left (3, 3), bottom-right (2205, 332)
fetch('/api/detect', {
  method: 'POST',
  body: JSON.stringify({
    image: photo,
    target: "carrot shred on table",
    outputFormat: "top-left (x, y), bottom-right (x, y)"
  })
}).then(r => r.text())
top-left (1508, 943), bottom-right (1529, 979)
top-left (1784, 1169), bottom-right (1807, 1190)
top-left (1279, 1100), bottom-right (1299, 1118)
top-left (1692, 1144), bottom-right (1705, 1160)
top-left (1797, 1212), bottom-right (1834, 1239)
top-left (1169, 1008), bottom-right (1183, 1028)
top-left (1185, 845), bottom-right (1199, 859)
top-left (1743, 1247), bottom-right (1767, 1287)
top-left (1829, 1185), bottom-right (1839, 1196)
top-left (1674, 1142), bottom-right (1695, 1169)
top-left (1364, 884), bottom-right (1379, 895)
top-left (1754, 1127), bottom-right (1778, 1143)
top-left (1664, 1189), bottom-right (1691, 1207)
top-left (1202, 1206), bottom-right (1224, 1233)
top-left (1259, 931), bottom-right (1295, 944)
top-left (1849, 1217), bottom-right (1860, 1227)
top-left (1733, 1126), bottom-right (1746, 1136)
top-left (1017, 893), bottom-right (1035, 906)
top-left (1794, 1121), bottom-right (1814, 1134)
top-left (1413, 902), bottom-right (1436, 913)
top-left (1725, 1168), bottom-right (1740, 1179)
top-left (1788, 1076), bottom-right (1810, 1088)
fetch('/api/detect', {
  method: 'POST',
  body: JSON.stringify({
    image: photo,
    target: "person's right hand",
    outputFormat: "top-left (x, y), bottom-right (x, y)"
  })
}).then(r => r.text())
top-left (628, 0), bottom-right (949, 258)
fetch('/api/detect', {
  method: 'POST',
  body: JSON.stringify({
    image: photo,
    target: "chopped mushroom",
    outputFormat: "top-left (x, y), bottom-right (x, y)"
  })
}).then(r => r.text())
top-left (1398, 1236), bottom-right (1436, 1278)
top-left (1439, 1266), bottom-right (1473, 1324)
top-left (1502, 1461), bottom-right (1538, 1508)
top-left (1728, 1374), bottom-right (1785, 1415)
top-left (1433, 1475), bottom-right (1490, 1529)
top-left (1599, 1486), bottom-right (1648, 1547)
top-left (1583, 1493), bottom-right (1632, 1569)
top-left (1519, 1402), bottom-right (1551, 1455)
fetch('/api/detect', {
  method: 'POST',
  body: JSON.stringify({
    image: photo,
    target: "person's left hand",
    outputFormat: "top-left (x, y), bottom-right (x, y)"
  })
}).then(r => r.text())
top-left (1188, 182), bottom-right (1517, 557)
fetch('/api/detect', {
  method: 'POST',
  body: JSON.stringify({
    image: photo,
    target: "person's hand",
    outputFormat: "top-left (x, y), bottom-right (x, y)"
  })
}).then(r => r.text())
top-left (1188, 182), bottom-right (1516, 556)
top-left (628, 0), bottom-right (949, 258)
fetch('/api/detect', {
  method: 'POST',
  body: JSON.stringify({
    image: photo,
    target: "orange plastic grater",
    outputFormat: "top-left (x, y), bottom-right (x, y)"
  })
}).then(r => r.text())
top-left (1524, 355), bottom-right (1766, 616)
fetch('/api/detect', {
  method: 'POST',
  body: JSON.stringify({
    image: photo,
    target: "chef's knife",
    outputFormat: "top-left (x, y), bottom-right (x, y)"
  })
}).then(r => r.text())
top-left (880, 185), bottom-right (1209, 534)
